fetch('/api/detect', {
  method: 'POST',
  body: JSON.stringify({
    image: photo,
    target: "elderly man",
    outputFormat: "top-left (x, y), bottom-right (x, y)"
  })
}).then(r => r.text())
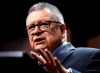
top-left (26, 2), bottom-right (100, 73)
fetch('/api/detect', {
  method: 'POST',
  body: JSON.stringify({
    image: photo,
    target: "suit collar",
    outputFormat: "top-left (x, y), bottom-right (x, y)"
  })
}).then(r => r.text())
top-left (52, 42), bottom-right (75, 64)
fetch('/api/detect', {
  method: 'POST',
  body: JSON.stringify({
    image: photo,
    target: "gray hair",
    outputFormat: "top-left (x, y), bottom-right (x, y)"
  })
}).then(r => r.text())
top-left (28, 2), bottom-right (65, 24)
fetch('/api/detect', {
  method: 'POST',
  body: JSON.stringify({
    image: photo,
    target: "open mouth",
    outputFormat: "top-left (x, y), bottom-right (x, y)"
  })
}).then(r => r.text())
top-left (34, 38), bottom-right (45, 43)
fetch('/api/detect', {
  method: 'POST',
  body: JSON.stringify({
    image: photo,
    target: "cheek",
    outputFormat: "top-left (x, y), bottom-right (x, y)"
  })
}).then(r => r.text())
top-left (28, 35), bottom-right (34, 48)
top-left (46, 34), bottom-right (62, 52)
top-left (45, 30), bottom-right (62, 46)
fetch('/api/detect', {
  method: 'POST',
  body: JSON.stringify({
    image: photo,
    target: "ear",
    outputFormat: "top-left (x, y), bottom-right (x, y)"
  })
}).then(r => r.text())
top-left (60, 24), bottom-right (66, 34)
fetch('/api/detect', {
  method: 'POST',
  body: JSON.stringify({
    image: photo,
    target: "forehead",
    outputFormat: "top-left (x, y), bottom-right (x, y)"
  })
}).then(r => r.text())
top-left (26, 10), bottom-right (53, 26)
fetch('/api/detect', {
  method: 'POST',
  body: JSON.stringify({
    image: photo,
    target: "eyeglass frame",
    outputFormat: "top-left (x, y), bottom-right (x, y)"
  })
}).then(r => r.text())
top-left (26, 21), bottom-right (61, 34)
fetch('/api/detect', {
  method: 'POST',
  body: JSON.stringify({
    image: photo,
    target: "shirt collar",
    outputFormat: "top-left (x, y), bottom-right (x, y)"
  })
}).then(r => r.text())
top-left (52, 41), bottom-right (68, 55)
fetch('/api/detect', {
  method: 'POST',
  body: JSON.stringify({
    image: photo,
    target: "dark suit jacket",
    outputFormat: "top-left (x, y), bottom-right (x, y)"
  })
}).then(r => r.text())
top-left (24, 42), bottom-right (100, 73)
top-left (52, 42), bottom-right (100, 73)
top-left (0, 42), bottom-right (99, 73)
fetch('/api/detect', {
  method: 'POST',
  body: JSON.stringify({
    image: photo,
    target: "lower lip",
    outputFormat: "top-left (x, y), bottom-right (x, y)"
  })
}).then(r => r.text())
top-left (35, 40), bottom-right (45, 44)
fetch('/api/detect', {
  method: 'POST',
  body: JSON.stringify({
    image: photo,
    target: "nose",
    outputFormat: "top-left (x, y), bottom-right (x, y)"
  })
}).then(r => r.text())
top-left (30, 26), bottom-right (42, 35)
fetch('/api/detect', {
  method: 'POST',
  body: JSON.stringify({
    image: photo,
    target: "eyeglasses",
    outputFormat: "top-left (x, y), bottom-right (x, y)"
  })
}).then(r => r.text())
top-left (27, 21), bottom-right (61, 34)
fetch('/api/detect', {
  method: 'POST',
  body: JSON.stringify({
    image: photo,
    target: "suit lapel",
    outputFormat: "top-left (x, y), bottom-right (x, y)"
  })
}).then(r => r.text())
top-left (52, 42), bottom-right (75, 64)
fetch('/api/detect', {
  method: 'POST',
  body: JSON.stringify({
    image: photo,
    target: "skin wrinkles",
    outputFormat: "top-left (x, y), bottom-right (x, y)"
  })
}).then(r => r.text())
top-left (26, 10), bottom-right (64, 52)
top-left (26, 7), bottom-right (67, 73)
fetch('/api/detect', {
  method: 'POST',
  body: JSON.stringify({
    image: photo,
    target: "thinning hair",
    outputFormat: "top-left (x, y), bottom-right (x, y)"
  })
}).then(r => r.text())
top-left (28, 2), bottom-right (65, 24)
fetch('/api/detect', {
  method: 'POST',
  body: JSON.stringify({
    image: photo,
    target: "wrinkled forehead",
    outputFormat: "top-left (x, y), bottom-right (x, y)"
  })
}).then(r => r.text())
top-left (26, 10), bottom-right (54, 26)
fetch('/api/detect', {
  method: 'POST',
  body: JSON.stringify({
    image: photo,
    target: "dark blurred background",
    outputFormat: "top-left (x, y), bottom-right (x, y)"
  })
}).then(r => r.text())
top-left (0, 0), bottom-right (100, 51)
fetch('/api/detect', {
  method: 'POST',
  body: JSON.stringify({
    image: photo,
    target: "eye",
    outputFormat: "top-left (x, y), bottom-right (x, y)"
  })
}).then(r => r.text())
top-left (27, 25), bottom-right (35, 30)
top-left (39, 22), bottom-right (49, 28)
top-left (40, 22), bottom-right (49, 26)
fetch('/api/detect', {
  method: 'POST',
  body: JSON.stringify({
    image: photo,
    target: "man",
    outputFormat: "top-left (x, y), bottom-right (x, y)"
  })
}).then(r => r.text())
top-left (26, 2), bottom-right (100, 73)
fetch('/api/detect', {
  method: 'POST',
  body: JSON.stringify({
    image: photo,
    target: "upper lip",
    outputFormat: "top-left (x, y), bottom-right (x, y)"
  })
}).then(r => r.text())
top-left (34, 37), bottom-right (45, 42)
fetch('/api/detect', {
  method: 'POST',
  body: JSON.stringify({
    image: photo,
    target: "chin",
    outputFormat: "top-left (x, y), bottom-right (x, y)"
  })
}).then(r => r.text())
top-left (34, 45), bottom-right (47, 50)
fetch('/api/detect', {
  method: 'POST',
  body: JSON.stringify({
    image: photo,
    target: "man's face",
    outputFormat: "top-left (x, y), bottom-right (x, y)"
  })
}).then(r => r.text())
top-left (26, 10), bottom-right (65, 52)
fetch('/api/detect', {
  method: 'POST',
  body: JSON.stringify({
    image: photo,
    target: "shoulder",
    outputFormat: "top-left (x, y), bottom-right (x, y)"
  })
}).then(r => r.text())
top-left (73, 47), bottom-right (100, 57)
top-left (69, 47), bottom-right (100, 64)
top-left (75, 47), bottom-right (100, 52)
